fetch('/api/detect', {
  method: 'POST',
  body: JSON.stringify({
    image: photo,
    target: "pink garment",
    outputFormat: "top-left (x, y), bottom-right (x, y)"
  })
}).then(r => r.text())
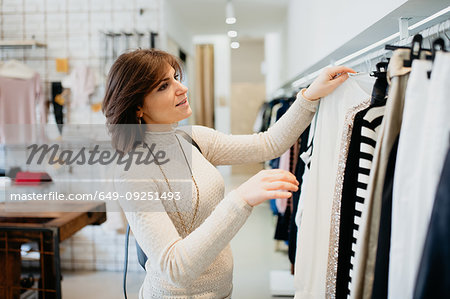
top-left (275, 148), bottom-right (291, 214)
top-left (0, 73), bottom-right (45, 143)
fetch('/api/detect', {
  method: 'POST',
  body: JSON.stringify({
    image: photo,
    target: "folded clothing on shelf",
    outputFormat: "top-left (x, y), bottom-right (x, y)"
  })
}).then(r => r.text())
top-left (14, 171), bottom-right (52, 185)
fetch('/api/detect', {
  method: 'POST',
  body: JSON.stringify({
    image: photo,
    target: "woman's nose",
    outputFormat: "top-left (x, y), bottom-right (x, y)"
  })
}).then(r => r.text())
top-left (177, 81), bottom-right (188, 94)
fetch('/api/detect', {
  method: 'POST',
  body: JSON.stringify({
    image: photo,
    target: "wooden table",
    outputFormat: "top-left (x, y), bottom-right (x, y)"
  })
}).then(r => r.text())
top-left (0, 202), bottom-right (107, 299)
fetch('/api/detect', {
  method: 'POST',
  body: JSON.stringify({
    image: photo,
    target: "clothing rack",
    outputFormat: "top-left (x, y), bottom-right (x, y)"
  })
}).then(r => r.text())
top-left (274, 6), bottom-right (450, 98)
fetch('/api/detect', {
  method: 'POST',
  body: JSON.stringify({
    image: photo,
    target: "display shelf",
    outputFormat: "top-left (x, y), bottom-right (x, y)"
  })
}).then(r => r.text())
top-left (0, 40), bottom-right (47, 49)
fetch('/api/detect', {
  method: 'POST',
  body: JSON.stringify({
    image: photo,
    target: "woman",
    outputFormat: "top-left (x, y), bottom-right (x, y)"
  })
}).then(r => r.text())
top-left (102, 49), bottom-right (354, 298)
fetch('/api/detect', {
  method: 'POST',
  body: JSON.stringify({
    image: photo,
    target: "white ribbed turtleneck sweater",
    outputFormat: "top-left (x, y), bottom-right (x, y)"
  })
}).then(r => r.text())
top-left (113, 92), bottom-right (318, 298)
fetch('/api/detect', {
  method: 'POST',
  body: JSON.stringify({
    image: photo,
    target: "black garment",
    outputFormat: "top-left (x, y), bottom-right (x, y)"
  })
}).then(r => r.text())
top-left (336, 107), bottom-right (369, 298)
top-left (288, 125), bottom-right (310, 265)
top-left (274, 207), bottom-right (291, 241)
top-left (371, 135), bottom-right (399, 299)
top-left (274, 138), bottom-right (298, 241)
top-left (51, 82), bottom-right (64, 134)
top-left (413, 147), bottom-right (450, 299)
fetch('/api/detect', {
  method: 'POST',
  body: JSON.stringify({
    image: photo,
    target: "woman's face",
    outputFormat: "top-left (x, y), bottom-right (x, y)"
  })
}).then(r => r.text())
top-left (138, 64), bottom-right (191, 124)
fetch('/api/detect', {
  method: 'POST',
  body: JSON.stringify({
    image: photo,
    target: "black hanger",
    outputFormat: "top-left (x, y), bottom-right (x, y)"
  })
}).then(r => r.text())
top-left (370, 61), bottom-right (389, 106)
top-left (404, 34), bottom-right (423, 67)
top-left (370, 61), bottom-right (389, 78)
top-left (426, 38), bottom-right (447, 79)
top-left (384, 34), bottom-right (430, 67)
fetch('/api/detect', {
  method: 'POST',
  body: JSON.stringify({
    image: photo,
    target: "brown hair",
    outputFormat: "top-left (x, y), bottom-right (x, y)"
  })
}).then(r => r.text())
top-left (102, 49), bottom-right (183, 153)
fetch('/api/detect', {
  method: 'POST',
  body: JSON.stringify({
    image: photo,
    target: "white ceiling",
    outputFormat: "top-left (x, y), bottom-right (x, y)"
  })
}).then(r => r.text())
top-left (166, 0), bottom-right (289, 38)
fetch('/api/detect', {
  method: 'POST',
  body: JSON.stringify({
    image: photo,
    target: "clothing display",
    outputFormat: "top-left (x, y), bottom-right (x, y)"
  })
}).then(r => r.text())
top-left (326, 99), bottom-right (371, 297)
top-left (114, 92), bottom-right (318, 298)
top-left (275, 148), bottom-right (291, 214)
top-left (336, 99), bottom-right (386, 298)
top-left (2, 3), bottom-right (448, 299)
top-left (371, 135), bottom-right (399, 299)
top-left (62, 64), bottom-right (96, 107)
top-left (413, 147), bottom-right (450, 299)
top-left (51, 81), bottom-right (64, 134)
top-left (350, 49), bottom-right (410, 299)
top-left (288, 126), bottom-right (310, 267)
top-left (389, 51), bottom-right (450, 299)
top-left (287, 36), bottom-right (448, 299)
top-left (293, 75), bottom-right (374, 298)
top-left (0, 61), bottom-right (46, 143)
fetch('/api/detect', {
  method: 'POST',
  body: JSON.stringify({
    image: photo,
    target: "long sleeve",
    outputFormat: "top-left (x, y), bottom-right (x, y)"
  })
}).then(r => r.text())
top-left (188, 92), bottom-right (319, 166)
top-left (115, 169), bottom-right (252, 288)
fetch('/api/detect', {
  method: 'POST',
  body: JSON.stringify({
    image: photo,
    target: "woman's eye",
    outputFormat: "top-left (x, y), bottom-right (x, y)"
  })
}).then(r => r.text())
top-left (174, 74), bottom-right (179, 81)
top-left (158, 83), bottom-right (168, 91)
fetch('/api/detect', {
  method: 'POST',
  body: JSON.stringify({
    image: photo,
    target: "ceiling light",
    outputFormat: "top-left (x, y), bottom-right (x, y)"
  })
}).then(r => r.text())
top-left (226, 0), bottom-right (236, 24)
top-left (227, 30), bottom-right (237, 38)
top-left (230, 41), bottom-right (240, 49)
top-left (226, 17), bottom-right (236, 25)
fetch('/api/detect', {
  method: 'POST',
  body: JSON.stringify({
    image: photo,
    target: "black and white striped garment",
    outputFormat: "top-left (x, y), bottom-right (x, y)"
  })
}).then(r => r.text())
top-left (347, 105), bottom-right (385, 297)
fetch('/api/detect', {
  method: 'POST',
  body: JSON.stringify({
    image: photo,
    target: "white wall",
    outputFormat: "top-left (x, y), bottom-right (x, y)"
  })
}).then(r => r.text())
top-left (161, 0), bottom-right (194, 56)
top-left (285, 0), bottom-right (407, 79)
top-left (264, 32), bottom-right (283, 99)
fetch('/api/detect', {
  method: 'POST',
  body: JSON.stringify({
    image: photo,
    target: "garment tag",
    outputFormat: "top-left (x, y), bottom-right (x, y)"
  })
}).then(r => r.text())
top-left (300, 151), bottom-right (311, 167)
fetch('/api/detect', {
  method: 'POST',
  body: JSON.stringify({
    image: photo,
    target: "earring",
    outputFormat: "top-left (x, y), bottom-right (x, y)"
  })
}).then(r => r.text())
top-left (138, 117), bottom-right (142, 125)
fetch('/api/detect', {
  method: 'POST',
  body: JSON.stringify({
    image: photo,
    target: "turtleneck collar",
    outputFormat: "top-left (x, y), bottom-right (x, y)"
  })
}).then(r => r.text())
top-left (145, 122), bottom-right (178, 133)
top-left (143, 122), bottom-right (179, 149)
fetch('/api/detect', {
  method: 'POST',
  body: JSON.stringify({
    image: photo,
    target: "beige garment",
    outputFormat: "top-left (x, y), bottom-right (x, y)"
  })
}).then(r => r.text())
top-left (114, 92), bottom-right (318, 298)
top-left (351, 49), bottom-right (411, 299)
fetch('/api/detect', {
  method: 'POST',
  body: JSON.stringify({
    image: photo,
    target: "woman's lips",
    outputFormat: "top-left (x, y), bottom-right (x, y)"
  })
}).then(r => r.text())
top-left (176, 98), bottom-right (188, 107)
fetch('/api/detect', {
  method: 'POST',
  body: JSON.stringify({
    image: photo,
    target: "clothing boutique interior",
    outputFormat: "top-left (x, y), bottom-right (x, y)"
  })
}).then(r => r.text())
top-left (0, 0), bottom-right (449, 298)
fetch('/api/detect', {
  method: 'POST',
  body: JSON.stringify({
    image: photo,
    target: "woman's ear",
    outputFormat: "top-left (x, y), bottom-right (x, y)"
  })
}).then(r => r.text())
top-left (136, 106), bottom-right (143, 118)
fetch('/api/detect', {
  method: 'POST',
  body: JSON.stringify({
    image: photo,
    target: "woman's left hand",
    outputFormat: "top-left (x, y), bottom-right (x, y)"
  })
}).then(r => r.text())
top-left (302, 66), bottom-right (356, 101)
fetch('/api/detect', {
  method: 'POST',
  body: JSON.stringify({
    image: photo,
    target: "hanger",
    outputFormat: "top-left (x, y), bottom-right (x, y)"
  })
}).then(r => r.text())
top-left (370, 61), bottom-right (389, 106)
top-left (370, 61), bottom-right (389, 78)
top-left (0, 60), bottom-right (36, 80)
top-left (426, 38), bottom-right (447, 79)
top-left (385, 34), bottom-right (431, 67)
top-left (404, 34), bottom-right (423, 67)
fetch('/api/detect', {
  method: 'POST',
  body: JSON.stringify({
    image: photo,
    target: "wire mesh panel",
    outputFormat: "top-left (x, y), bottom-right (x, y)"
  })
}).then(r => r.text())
top-left (0, 227), bottom-right (60, 299)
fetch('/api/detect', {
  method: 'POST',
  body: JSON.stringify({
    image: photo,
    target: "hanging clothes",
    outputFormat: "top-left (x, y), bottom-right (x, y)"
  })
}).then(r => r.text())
top-left (389, 51), bottom-right (450, 299)
top-left (294, 74), bottom-right (375, 299)
top-left (0, 61), bottom-right (46, 143)
top-left (413, 147), bottom-right (450, 299)
top-left (380, 59), bottom-right (432, 299)
top-left (336, 86), bottom-right (386, 298)
top-left (253, 102), bottom-right (267, 133)
top-left (51, 82), bottom-right (64, 134)
top-left (288, 126), bottom-right (310, 269)
top-left (350, 49), bottom-right (414, 299)
top-left (275, 148), bottom-right (292, 214)
top-left (325, 98), bottom-right (371, 297)
top-left (62, 64), bottom-right (96, 107)
top-left (371, 134), bottom-right (399, 299)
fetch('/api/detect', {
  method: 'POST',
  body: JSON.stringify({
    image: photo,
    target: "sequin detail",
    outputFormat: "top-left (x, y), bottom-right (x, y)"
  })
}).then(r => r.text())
top-left (325, 100), bottom-right (371, 299)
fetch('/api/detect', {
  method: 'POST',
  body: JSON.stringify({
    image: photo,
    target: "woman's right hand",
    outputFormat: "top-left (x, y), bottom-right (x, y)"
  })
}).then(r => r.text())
top-left (236, 169), bottom-right (299, 207)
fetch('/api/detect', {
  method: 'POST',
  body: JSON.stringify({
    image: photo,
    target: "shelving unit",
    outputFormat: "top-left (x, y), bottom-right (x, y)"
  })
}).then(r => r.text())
top-left (0, 40), bottom-right (47, 49)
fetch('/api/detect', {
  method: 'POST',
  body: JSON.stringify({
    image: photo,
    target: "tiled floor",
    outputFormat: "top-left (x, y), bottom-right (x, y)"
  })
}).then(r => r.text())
top-left (61, 173), bottom-right (294, 299)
